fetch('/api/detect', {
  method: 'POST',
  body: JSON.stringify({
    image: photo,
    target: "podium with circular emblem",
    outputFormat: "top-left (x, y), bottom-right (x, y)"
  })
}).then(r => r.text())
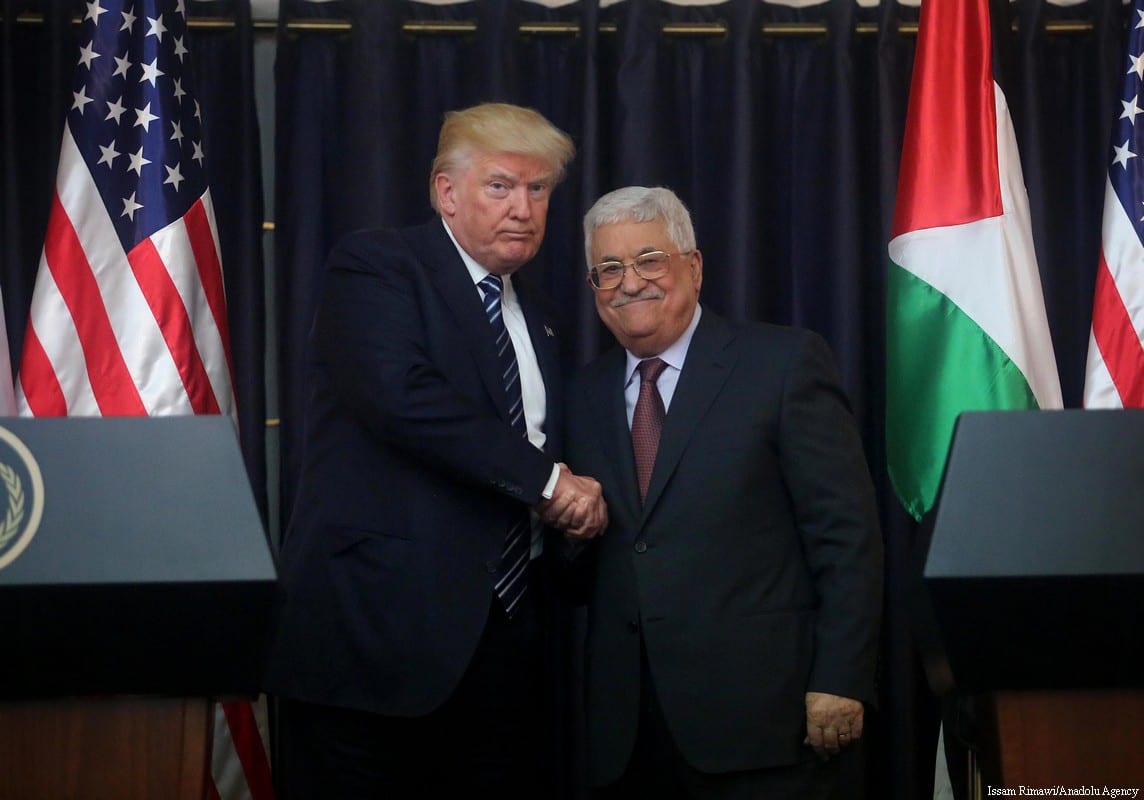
top-left (0, 416), bottom-right (277, 798)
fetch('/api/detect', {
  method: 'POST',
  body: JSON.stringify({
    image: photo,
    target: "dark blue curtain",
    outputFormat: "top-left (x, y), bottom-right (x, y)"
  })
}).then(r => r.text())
top-left (1011, 0), bottom-right (1122, 407)
top-left (0, 0), bottom-right (267, 516)
top-left (190, 0), bottom-right (268, 516)
top-left (1, 0), bottom-right (74, 364)
top-left (271, 1), bottom-right (1126, 798)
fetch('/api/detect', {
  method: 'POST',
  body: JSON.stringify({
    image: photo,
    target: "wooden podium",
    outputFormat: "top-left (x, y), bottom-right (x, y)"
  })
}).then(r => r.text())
top-left (982, 691), bottom-right (1144, 787)
top-left (0, 698), bottom-right (210, 799)
top-left (0, 418), bottom-right (277, 799)
top-left (917, 411), bottom-right (1144, 792)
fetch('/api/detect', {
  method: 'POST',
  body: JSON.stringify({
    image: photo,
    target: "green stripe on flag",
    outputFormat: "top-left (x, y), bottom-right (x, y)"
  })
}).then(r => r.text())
top-left (886, 259), bottom-right (1040, 521)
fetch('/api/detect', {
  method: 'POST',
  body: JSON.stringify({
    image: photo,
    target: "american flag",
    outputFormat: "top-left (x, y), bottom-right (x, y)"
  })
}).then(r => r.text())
top-left (15, 1), bottom-right (273, 798)
top-left (16, 0), bottom-right (232, 415)
top-left (1085, 0), bottom-right (1144, 408)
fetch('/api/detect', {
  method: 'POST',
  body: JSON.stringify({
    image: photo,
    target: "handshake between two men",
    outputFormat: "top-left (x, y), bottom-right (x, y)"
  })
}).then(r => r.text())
top-left (535, 462), bottom-right (609, 542)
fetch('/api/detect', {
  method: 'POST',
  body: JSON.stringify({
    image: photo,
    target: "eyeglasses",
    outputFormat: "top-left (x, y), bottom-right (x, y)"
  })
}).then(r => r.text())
top-left (586, 251), bottom-right (689, 290)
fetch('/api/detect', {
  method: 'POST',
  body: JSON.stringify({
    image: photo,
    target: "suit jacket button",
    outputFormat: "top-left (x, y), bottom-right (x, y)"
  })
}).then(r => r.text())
top-left (486, 560), bottom-right (498, 574)
top-left (634, 541), bottom-right (647, 554)
top-left (627, 620), bottom-right (639, 633)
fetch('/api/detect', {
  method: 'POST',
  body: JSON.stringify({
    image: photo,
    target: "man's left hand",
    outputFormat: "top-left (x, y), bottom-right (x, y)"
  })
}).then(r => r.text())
top-left (803, 691), bottom-right (864, 760)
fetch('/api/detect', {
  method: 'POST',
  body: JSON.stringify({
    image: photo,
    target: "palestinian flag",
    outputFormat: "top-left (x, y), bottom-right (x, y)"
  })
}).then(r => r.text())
top-left (886, 0), bottom-right (1062, 522)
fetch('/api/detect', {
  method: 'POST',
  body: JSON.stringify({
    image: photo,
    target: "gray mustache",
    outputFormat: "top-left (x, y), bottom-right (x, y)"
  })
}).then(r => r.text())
top-left (609, 288), bottom-right (664, 308)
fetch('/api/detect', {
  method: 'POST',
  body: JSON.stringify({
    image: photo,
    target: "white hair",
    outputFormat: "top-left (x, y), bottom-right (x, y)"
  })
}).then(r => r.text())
top-left (582, 186), bottom-right (696, 265)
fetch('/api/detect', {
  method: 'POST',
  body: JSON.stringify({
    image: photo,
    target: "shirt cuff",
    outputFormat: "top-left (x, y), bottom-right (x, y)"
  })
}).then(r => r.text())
top-left (541, 462), bottom-right (561, 500)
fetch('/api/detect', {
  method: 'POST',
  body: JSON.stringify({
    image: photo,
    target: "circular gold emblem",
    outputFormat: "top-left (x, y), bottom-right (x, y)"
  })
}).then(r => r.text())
top-left (0, 426), bottom-right (45, 570)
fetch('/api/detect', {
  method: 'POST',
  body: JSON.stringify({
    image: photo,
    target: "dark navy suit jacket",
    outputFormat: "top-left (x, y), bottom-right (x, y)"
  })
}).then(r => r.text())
top-left (264, 220), bottom-right (564, 716)
top-left (565, 310), bottom-right (883, 785)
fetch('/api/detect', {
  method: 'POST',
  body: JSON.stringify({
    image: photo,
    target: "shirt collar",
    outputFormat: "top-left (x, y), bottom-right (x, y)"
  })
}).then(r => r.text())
top-left (624, 304), bottom-right (703, 387)
top-left (442, 218), bottom-right (520, 304)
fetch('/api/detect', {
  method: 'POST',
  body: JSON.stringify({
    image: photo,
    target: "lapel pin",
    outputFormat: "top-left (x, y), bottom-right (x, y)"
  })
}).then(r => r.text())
top-left (544, 325), bottom-right (555, 338)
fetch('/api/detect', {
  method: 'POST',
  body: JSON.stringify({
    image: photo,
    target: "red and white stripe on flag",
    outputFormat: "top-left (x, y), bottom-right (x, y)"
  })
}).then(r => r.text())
top-left (210, 700), bottom-right (275, 800)
top-left (15, 1), bottom-right (273, 798)
top-left (1086, 1), bottom-right (1144, 409)
top-left (18, 130), bottom-right (235, 416)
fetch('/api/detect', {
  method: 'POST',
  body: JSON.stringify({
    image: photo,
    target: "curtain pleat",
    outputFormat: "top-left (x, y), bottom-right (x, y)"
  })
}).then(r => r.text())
top-left (190, 0), bottom-right (268, 516)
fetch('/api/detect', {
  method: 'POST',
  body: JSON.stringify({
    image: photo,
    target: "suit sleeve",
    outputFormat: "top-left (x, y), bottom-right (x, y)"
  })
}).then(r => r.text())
top-left (314, 231), bottom-right (556, 505)
top-left (778, 332), bottom-right (883, 705)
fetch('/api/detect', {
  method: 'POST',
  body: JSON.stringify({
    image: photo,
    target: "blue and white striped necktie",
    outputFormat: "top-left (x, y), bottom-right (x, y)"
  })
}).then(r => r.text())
top-left (479, 274), bottom-right (529, 616)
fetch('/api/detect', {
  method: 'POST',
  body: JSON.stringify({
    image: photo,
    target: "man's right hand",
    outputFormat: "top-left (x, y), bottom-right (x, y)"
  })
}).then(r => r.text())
top-left (534, 463), bottom-right (607, 540)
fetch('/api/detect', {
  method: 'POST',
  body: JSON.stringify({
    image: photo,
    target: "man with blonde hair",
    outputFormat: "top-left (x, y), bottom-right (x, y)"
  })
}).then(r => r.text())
top-left (266, 102), bottom-right (605, 796)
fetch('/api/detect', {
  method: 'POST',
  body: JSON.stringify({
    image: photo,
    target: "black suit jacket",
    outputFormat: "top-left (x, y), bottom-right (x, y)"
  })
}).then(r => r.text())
top-left (565, 310), bottom-right (883, 784)
top-left (264, 220), bottom-right (564, 716)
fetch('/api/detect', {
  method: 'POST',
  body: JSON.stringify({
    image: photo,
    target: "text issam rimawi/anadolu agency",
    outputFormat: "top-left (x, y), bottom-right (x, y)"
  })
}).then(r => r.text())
top-left (987, 788), bottom-right (1139, 798)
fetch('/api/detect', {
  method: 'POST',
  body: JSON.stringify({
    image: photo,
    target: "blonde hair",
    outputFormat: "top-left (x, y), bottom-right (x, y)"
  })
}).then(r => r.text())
top-left (429, 103), bottom-right (575, 211)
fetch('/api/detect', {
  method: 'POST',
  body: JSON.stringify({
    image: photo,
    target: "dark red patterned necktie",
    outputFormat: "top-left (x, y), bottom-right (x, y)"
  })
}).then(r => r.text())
top-left (631, 358), bottom-right (668, 504)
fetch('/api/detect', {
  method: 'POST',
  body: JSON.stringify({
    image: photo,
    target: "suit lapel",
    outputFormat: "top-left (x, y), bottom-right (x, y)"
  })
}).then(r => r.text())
top-left (585, 347), bottom-right (642, 525)
top-left (413, 221), bottom-right (508, 421)
top-left (515, 275), bottom-right (561, 454)
top-left (640, 311), bottom-right (735, 520)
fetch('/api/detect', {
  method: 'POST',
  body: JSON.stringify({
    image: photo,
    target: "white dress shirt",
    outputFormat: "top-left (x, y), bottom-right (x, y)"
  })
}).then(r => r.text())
top-left (443, 220), bottom-right (558, 556)
top-left (623, 304), bottom-right (703, 429)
